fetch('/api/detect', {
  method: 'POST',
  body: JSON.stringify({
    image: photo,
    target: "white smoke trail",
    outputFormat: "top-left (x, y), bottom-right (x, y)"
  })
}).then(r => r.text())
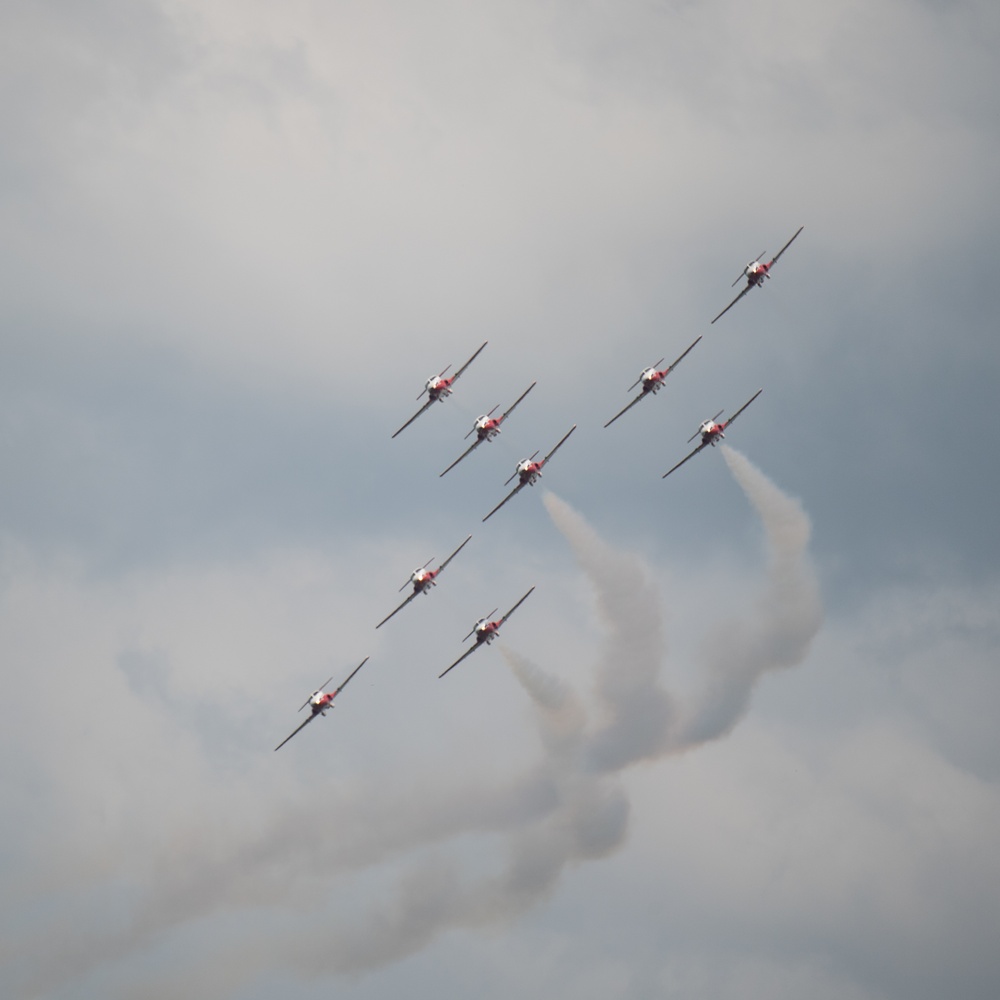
top-left (676, 446), bottom-right (823, 747)
top-left (11, 454), bottom-right (820, 999)
top-left (100, 646), bottom-right (630, 999)
top-left (541, 493), bottom-right (677, 771)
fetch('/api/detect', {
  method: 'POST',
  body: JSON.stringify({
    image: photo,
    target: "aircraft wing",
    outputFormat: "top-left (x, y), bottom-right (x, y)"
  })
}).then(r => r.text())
top-left (452, 340), bottom-right (488, 381)
top-left (721, 389), bottom-right (763, 430)
top-left (667, 335), bottom-right (702, 371)
top-left (662, 441), bottom-right (709, 479)
top-left (711, 285), bottom-right (750, 325)
top-left (438, 641), bottom-right (483, 679)
top-left (498, 586), bottom-right (535, 626)
top-left (769, 226), bottom-right (803, 265)
top-left (376, 592), bottom-right (417, 629)
top-left (392, 398), bottom-right (437, 439)
top-left (440, 439), bottom-right (481, 477)
top-left (437, 534), bottom-right (473, 573)
top-left (604, 393), bottom-right (645, 428)
top-left (482, 481), bottom-right (525, 522)
top-left (541, 425), bottom-right (577, 466)
top-left (498, 381), bottom-right (536, 424)
top-left (274, 713), bottom-right (317, 752)
top-left (332, 656), bottom-right (370, 697)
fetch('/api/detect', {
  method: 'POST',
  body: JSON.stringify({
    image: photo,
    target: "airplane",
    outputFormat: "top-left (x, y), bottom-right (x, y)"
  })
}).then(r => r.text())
top-left (482, 425), bottom-right (577, 522)
top-left (662, 389), bottom-right (762, 479)
top-left (710, 226), bottom-right (803, 324)
top-left (274, 656), bottom-right (369, 751)
top-left (439, 381), bottom-right (537, 477)
top-left (604, 336), bottom-right (702, 428)
top-left (438, 586), bottom-right (535, 678)
top-left (375, 534), bottom-right (473, 628)
top-left (391, 341), bottom-right (488, 438)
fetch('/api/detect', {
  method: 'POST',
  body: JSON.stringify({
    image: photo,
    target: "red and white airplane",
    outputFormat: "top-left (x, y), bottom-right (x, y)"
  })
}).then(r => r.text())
top-left (711, 226), bottom-right (803, 324)
top-left (438, 586), bottom-right (535, 678)
top-left (392, 341), bottom-right (488, 438)
top-left (662, 389), bottom-right (762, 479)
top-left (604, 336), bottom-right (702, 428)
top-left (439, 381), bottom-right (536, 477)
top-left (482, 425), bottom-right (577, 522)
top-left (273, 656), bottom-right (369, 751)
top-left (375, 534), bottom-right (473, 628)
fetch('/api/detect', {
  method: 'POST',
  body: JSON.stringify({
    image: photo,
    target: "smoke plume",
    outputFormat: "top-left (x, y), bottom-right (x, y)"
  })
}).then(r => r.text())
top-left (541, 493), bottom-right (676, 770)
top-left (676, 447), bottom-right (823, 746)
top-left (12, 451), bottom-right (821, 999)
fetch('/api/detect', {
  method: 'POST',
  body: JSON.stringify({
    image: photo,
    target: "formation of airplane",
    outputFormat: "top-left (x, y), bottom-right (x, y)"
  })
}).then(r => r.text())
top-left (440, 382), bottom-right (536, 477)
top-left (604, 336), bottom-right (702, 428)
top-left (274, 656), bottom-right (369, 751)
top-left (662, 389), bottom-right (763, 479)
top-left (482, 425), bottom-right (577, 522)
top-left (392, 341), bottom-right (488, 439)
top-left (273, 228), bottom-right (799, 748)
top-left (711, 226), bottom-right (803, 324)
top-left (376, 534), bottom-right (473, 628)
top-left (439, 587), bottom-right (535, 678)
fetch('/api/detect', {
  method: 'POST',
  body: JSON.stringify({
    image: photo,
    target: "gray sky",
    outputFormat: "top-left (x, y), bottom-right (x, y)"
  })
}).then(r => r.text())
top-left (2, 1), bottom-right (999, 998)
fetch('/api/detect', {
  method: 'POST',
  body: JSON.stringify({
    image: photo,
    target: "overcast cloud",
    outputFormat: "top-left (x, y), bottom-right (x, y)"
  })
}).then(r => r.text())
top-left (2, 1), bottom-right (999, 998)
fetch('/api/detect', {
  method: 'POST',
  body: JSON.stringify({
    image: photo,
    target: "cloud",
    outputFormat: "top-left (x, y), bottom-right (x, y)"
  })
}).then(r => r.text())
top-left (2, 2), bottom-right (998, 998)
top-left (3, 455), bottom-right (822, 999)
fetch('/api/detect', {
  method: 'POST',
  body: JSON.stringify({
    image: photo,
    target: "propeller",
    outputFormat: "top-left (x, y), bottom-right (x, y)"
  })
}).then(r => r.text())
top-left (506, 450), bottom-right (539, 484)
top-left (628, 358), bottom-right (665, 392)
top-left (732, 251), bottom-right (765, 286)
top-left (463, 609), bottom-right (498, 641)
top-left (687, 409), bottom-right (725, 443)
top-left (466, 405), bottom-right (499, 439)
top-left (417, 364), bottom-right (452, 399)
top-left (299, 675), bottom-right (334, 711)
top-left (400, 557), bottom-right (435, 591)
